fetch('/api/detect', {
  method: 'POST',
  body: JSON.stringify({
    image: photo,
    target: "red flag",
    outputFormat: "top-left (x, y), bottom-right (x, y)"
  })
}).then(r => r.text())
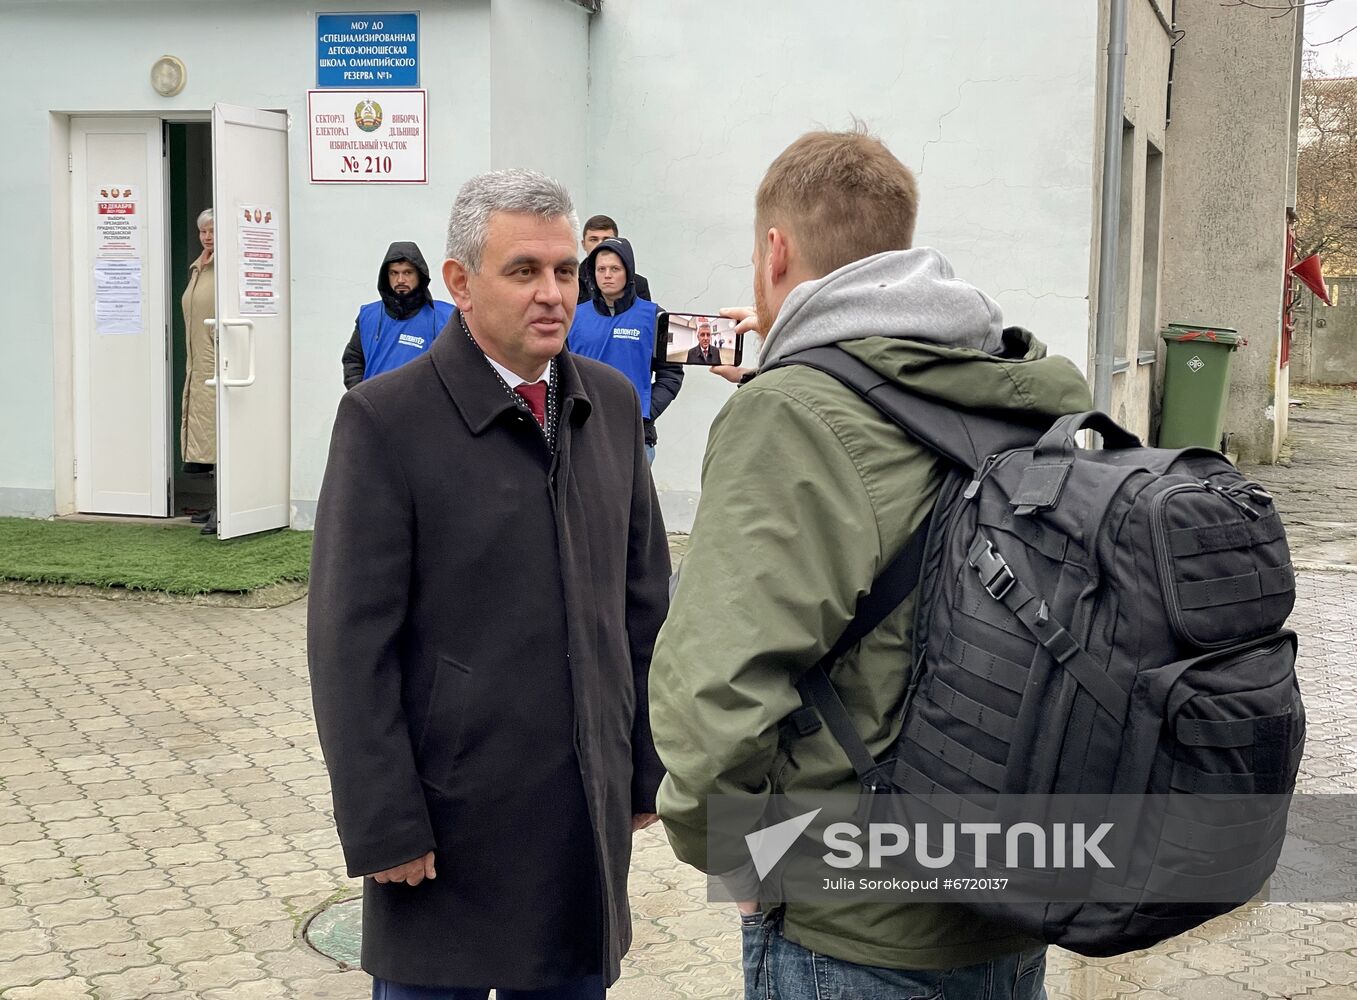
top-left (1291, 254), bottom-right (1332, 306)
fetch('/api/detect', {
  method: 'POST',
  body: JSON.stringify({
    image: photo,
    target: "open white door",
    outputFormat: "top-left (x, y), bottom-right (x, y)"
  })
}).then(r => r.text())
top-left (211, 104), bottom-right (291, 540)
top-left (70, 118), bottom-right (168, 515)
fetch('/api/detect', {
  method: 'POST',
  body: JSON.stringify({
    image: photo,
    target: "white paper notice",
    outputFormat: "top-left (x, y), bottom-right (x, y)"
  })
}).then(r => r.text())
top-left (237, 205), bottom-right (279, 315)
top-left (94, 186), bottom-right (142, 257)
top-left (93, 259), bottom-right (142, 335)
top-left (95, 299), bottom-right (142, 335)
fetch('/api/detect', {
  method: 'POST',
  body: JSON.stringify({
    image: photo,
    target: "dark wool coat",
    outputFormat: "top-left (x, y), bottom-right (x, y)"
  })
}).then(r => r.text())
top-left (308, 322), bottom-right (670, 990)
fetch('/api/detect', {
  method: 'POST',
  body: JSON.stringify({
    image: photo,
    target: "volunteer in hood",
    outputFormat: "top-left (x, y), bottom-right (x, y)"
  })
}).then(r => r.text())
top-left (568, 236), bottom-right (683, 462)
top-left (342, 241), bottom-right (454, 388)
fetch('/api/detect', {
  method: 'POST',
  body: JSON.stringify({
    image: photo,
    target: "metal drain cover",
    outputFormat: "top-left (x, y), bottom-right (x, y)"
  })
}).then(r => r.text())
top-left (304, 896), bottom-right (363, 966)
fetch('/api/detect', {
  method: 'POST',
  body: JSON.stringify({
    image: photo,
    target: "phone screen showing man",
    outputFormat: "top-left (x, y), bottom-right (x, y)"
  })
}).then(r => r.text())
top-left (658, 313), bottom-right (742, 366)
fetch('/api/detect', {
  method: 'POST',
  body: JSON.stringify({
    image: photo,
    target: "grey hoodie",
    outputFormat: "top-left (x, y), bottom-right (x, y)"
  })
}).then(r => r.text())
top-left (757, 247), bottom-right (1005, 369)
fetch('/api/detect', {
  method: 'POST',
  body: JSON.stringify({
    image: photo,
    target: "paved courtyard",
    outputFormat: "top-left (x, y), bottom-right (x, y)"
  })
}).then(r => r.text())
top-left (1, 388), bottom-right (1356, 999)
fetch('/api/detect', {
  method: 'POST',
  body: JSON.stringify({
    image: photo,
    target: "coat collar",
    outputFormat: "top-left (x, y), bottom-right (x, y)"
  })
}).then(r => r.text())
top-left (431, 312), bottom-right (593, 435)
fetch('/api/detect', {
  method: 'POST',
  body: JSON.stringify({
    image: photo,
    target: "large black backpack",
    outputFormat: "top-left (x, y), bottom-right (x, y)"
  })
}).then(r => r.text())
top-left (774, 344), bottom-right (1304, 957)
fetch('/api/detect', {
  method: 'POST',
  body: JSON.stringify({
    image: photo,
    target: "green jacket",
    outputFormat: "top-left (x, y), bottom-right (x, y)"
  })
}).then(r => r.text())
top-left (650, 331), bottom-right (1092, 970)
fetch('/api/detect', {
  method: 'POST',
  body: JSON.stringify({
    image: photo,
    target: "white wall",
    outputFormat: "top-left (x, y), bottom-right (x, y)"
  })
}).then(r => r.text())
top-left (586, 0), bottom-right (1100, 529)
top-left (491, 0), bottom-right (591, 201)
top-left (0, 1), bottom-right (499, 523)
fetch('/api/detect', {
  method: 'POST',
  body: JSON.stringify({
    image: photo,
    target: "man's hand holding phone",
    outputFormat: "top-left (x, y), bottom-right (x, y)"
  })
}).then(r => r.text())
top-left (709, 307), bottom-right (760, 384)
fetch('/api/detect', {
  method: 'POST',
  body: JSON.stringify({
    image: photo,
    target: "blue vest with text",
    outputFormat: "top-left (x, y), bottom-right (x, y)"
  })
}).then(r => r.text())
top-left (359, 300), bottom-right (454, 380)
top-left (568, 299), bottom-right (659, 417)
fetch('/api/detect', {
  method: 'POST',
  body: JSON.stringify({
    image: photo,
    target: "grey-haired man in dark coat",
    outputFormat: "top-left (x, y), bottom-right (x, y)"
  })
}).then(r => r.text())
top-left (308, 168), bottom-right (670, 1000)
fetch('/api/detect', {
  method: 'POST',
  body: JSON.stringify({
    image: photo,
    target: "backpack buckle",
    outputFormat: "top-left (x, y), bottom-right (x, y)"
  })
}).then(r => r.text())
top-left (968, 539), bottom-right (1015, 600)
top-left (788, 706), bottom-right (822, 738)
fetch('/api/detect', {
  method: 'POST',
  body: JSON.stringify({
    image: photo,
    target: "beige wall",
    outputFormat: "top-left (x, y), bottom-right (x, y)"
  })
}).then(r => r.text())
top-left (1102, 0), bottom-right (1174, 440)
top-left (1159, 0), bottom-right (1301, 461)
top-left (1293, 279), bottom-right (1357, 385)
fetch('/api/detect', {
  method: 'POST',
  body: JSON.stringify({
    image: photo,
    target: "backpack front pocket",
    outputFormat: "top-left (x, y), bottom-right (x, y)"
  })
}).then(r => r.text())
top-left (1150, 478), bottom-right (1294, 649)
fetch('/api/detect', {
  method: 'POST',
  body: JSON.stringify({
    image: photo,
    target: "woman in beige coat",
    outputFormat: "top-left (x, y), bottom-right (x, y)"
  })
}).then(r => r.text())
top-left (181, 208), bottom-right (217, 530)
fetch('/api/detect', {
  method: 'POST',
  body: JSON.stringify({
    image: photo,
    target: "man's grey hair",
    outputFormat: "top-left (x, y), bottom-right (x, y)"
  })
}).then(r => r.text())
top-left (196, 207), bottom-right (214, 228)
top-left (445, 169), bottom-right (578, 273)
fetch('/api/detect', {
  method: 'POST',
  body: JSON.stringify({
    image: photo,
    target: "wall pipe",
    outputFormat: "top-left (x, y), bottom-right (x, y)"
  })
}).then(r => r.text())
top-left (1093, 0), bottom-right (1130, 414)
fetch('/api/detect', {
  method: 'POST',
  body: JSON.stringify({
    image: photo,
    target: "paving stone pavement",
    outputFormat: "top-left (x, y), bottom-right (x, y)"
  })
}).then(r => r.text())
top-left (1, 392), bottom-right (1356, 997)
top-left (1244, 384), bottom-right (1357, 569)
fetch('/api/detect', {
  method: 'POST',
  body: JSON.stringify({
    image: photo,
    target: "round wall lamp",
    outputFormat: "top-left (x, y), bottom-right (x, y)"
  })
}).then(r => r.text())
top-left (151, 55), bottom-right (187, 97)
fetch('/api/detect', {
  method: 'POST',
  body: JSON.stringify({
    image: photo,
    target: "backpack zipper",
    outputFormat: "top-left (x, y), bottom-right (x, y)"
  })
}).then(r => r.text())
top-left (1204, 480), bottom-right (1263, 521)
top-left (1150, 478), bottom-right (1270, 648)
top-left (962, 453), bottom-right (1002, 502)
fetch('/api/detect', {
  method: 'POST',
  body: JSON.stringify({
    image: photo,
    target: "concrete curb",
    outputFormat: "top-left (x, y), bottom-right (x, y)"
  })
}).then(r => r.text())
top-left (1295, 562), bottom-right (1357, 575)
top-left (0, 578), bottom-right (308, 608)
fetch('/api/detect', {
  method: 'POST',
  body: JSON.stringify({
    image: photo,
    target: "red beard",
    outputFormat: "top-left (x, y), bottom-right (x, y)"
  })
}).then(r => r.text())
top-left (753, 267), bottom-right (773, 343)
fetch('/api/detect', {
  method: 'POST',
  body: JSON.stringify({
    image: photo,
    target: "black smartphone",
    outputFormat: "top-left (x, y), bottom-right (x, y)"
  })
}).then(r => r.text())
top-left (656, 312), bottom-right (743, 367)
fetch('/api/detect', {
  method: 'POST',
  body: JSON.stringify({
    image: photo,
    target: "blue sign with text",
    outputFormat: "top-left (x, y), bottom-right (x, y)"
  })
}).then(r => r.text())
top-left (317, 11), bottom-right (419, 88)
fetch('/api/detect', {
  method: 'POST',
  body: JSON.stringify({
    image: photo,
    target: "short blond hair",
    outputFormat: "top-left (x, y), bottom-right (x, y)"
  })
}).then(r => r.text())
top-left (755, 127), bottom-right (919, 277)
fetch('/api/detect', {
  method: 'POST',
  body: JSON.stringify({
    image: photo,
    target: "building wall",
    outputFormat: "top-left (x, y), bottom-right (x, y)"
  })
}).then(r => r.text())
top-left (1158, 0), bottom-right (1300, 461)
top-left (1293, 279), bottom-right (1357, 385)
top-left (0, 0), bottom-right (590, 524)
top-left (586, 0), bottom-right (1100, 529)
top-left (1276, 12), bottom-right (1306, 448)
top-left (490, 0), bottom-right (590, 201)
top-left (1100, 0), bottom-right (1175, 440)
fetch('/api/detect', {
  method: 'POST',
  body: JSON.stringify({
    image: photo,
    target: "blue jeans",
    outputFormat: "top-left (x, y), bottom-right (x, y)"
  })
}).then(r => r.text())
top-left (741, 911), bottom-right (1047, 1000)
top-left (371, 974), bottom-right (605, 1000)
top-left (645, 445), bottom-right (656, 465)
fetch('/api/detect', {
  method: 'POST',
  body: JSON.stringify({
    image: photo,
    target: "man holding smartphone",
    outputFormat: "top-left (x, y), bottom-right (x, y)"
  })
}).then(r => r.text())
top-left (650, 128), bottom-right (1088, 999)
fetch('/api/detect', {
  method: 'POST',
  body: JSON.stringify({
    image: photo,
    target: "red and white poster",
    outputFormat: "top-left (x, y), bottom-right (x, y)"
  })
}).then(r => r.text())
top-left (238, 205), bottom-right (280, 316)
top-left (94, 185), bottom-right (141, 257)
top-left (93, 184), bottom-right (143, 334)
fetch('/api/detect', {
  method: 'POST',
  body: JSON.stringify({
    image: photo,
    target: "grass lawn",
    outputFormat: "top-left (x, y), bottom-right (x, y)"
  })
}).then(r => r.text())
top-left (0, 517), bottom-right (312, 595)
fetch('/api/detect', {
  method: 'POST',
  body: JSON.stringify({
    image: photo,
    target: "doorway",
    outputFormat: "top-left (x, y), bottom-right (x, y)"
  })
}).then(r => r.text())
top-left (68, 106), bottom-right (292, 540)
top-left (166, 121), bottom-right (214, 520)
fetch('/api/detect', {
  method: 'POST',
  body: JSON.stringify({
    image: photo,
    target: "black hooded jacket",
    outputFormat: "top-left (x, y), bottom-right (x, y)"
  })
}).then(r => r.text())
top-left (342, 242), bottom-right (437, 389)
top-left (578, 261), bottom-right (651, 304)
top-left (578, 238), bottom-right (683, 446)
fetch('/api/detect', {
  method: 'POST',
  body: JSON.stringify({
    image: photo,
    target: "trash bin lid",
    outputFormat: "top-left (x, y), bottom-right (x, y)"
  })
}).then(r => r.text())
top-left (1161, 323), bottom-right (1241, 346)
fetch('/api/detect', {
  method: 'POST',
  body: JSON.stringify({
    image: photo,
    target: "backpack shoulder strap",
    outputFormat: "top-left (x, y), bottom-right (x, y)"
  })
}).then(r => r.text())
top-left (766, 345), bottom-right (1042, 471)
top-left (792, 520), bottom-right (931, 788)
top-left (763, 346), bottom-right (950, 784)
top-left (766, 344), bottom-right (1055, 787)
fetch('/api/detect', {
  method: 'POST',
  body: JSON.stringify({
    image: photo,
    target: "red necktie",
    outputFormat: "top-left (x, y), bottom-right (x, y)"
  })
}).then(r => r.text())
top-left (514, 381), bottom-right (547, 427)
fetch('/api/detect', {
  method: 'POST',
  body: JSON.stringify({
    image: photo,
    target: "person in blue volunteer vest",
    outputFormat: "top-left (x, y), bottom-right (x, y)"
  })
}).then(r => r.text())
top-left (342, 241), bottom-right (454, 388)
top-left (568, 237), bottom-right (683, 461)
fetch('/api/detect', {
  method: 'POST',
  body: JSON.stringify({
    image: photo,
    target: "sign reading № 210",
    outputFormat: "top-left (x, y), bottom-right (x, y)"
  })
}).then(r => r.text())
top-left (308, 89), bottom-right (428, 184)
top-left (317, 11), bottom-right (419, 88)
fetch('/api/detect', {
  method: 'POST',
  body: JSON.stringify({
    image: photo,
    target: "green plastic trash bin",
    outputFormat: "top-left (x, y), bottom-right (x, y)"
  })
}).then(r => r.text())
top-left (1157, 323), bottom-right (1241, 450)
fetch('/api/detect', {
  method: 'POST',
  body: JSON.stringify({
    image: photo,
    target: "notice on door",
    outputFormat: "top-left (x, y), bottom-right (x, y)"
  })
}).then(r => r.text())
top-left (237, 205), bottom-right (280, 315)
top-left (94, 185), bottom-right (141, 257)
top-left (93, 259), bottom-right (142, 335)
top-left (308, 89), bottom-right (427, 183)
